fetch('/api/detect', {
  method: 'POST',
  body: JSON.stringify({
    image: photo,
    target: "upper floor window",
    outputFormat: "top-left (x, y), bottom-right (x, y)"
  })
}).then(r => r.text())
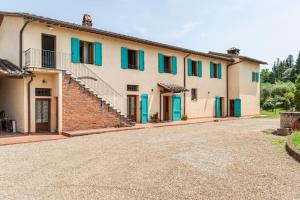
top-left (252, 72), bottom-right (259, 82)
top-left (191, 61), bottom-right (198, 76)
top-left (164, 56), bottom-right (172, 73)
top-left (80, 41), bottom-right (94, 64)
top-left (158, 53), bottom-right (177, 75)
top-left (188, 59), bottom-right (202, 77)
top-left (128, 49), bottom-right (138, 70)
top-left (210, 62), bottom-right (222, 79)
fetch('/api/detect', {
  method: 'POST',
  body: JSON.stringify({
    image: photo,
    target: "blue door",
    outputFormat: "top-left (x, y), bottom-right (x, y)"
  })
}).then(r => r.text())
top-left (215, 96), bottom-right (221, 118)
top-left (234, 98), bottom-right (241, 117)
top-left (172, 95), bottom-right (181, 121)
top-left (140, 94), bottom-right (148, 124)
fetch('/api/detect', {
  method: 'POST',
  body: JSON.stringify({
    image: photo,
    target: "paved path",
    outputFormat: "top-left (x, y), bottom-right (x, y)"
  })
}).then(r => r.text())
top-left (0, 118), bottom-right (299, 200)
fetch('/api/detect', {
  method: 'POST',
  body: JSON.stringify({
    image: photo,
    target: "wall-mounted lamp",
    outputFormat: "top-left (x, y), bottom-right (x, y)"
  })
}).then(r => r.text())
top-left (42, 79), bottom-right (47, 84)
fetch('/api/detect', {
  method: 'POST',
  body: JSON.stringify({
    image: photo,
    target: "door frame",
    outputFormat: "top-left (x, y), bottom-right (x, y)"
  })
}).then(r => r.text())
top-left (230, 99), bottom-right (235, 117)
top-left (163, 96), bottom-right (171, 121)
top-left (35, 98), bottom-right (51, 132)
top-left (41, 33), bottom-right (56, 68)
top-left (127, 95), bottom-right (137, 122)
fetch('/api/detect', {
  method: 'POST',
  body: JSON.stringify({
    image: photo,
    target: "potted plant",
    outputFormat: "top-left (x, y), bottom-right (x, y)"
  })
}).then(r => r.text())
top-left (150, 112), bottom-right (159, 123)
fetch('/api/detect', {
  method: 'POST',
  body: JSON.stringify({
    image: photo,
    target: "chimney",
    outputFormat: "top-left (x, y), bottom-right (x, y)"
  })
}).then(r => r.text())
top-left (82, 14), bottom-right (93, 27)
top-left (227, 47), bottom-right (240, 55)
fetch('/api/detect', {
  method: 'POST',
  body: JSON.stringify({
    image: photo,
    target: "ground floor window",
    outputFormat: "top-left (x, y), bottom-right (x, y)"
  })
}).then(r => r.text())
top-left (191, 88), bottom-right (197, 101)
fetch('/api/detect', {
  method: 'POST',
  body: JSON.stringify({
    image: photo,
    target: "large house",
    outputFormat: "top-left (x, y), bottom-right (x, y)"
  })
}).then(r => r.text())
top-left (0, 11), bottom-right (266, 134)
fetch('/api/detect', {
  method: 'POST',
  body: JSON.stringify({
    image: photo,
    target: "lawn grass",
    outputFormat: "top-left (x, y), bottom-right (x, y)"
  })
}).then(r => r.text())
top-left (292, 132), bottom-right (300, 150)
top-left (272, 137), bottom-right (286, 145)
top-left (260, 108), bottom-right (287, 118)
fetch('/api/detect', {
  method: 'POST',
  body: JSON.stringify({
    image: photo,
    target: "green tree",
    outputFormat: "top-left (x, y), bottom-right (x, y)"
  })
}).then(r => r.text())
top-left (295, 51), bottom-right (300, 75)
top-left (295, 75), bottom-right (300, 111)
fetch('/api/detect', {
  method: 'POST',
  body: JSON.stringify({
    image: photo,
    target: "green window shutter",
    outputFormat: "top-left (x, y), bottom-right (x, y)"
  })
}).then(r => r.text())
top-left (171, 56), bottom-right (177, 75)
top-left (71, 37), bottom-right (80, 63)
top-left (215, 96), bottom-right (221, 118)
top-left (158, 53), bottom-right (164, 73)
top-left (121, 47), bottom-right (128, 69)
top-left (252, 72), bottom-right (255, 82)
top-left (217, 63), bottom-right (222, 79)
top-left (94, 42), bottom-right (102, 66)
top-left (187, 59), bottom-right (192, 76)
top-left (256, 72), bottom-right (259, 82)
top-left (197, 60), bottom-right (202, 77)
top-left (138, 50), bottom-right (145, 71)
top-left (141, 94), bottom-right (148, 123)
top-left (234, 98), bottom-right (241, 117)
top-left (210, 62), bottom-right (214, 78)
top-left (172, 95), bottom-right (182, 121)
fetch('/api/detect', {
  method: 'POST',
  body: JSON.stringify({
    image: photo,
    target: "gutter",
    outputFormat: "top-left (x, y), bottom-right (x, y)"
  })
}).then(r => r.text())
top-left (19, 18), bottom-right (33, 69)
top-left (27, 75), bottom-right (34, 134)
top-left (183, 53), bottom-right (191, 115)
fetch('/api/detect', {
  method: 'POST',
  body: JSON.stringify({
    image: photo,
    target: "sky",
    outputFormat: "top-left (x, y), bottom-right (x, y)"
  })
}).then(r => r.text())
top-left (1, 0), bottom-right (300, 69)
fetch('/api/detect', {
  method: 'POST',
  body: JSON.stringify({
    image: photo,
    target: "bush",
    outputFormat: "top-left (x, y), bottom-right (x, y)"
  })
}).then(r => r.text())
top-left (262, 97), bottom-right (275, 111)
top-left (295, 75), bottom-right (300, 111)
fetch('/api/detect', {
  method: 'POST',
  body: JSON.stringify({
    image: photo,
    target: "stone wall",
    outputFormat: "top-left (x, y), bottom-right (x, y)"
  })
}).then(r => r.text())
top-left (280, 112), bottom-right (300, 129)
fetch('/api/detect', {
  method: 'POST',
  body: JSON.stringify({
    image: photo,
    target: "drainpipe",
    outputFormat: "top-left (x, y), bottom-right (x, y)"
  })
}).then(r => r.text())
top-left (19, 18), bottom-right (33, 69)
top-left (183, 53), bottom-right (191, 115)
top-left (27, 76), bottom-right (34, 134)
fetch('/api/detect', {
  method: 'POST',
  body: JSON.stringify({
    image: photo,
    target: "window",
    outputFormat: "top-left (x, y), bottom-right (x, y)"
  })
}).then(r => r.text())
top-left (127, 85), bottom-right (139, 91)
top-left (35, 88), bottom-right (51, 96)
top-left (213, 63), bottom-right (218, 78)
top-left (164, 56), bottom-right (172, 73)
top-left (191, 88), bottom-right (197, 101)
top-left (80, 41), bottom-right (94, 64)
top-left (128, 49), bottom-right (138, 69)
top-left (191, 61), bottom-right (197, 76)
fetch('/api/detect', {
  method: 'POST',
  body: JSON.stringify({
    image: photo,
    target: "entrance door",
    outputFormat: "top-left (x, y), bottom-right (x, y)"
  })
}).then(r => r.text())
top-left (220, 97), bottom-right (224, 117)
top-left (36, 99), bottom-right (51, 132)
top-left (230, 100), bottom-right (235, 117)
top-left (215, 96), bottom-right (221, 118)
top-left (140, 94), bottom-right (148, 124)
top-left (42, 34), bottom-right (56, 68)
top-left (172, 95), bottom-right (182, 121)
top-left (163, 96), bottom-right (170, 121)
top-left (127, 95), bottom-right (137, 122)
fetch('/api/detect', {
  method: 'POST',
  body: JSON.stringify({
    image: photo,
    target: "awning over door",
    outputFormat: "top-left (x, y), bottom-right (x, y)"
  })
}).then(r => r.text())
top-left (158, 83), bottom-right (188, 93)
top-left (0, 58), bottom-right (26, 77)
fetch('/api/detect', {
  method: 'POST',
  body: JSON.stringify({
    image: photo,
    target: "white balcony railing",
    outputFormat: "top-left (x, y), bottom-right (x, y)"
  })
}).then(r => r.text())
top-left (24, 48), bottom-right (127, 116)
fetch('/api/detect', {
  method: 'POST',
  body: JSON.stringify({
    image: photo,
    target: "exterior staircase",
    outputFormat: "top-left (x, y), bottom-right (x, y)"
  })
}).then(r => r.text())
top-left (24, 48), bottom-right (134, 126)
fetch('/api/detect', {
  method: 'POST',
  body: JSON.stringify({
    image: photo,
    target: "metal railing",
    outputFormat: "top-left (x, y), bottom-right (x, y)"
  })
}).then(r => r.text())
top-left (24, 48), bottom-right (127, 116)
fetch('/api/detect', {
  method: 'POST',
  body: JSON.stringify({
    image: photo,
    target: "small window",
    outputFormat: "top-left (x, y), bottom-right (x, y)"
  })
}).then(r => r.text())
top-left (192, 61), bottom-right (198, 76)
top-left (213, 63), bottom-right (218, 78)
top-left (128, 49), bottom-right (138, 69)
top-left (164, 56), bottom-right (172, 73)
top-left (80, 40), bottom-right (94, 64)
top-left (127, 85), bottom-right (139, 92)
top-left (35, 88), bottom-right (51, 96)
top-left (191, 88), bottom-right (197, 101)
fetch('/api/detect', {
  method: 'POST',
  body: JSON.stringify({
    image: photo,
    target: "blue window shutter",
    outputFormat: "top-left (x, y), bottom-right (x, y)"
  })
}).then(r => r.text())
top-left (94, 42), bottom-right (102, 66)
top-left (210, 62), bottom-right (214, 78)
top-left (172, 56), bottom-right (177, 75)
top-left (158, 53), bottom-right (164, 73)
top-left (217, 63), bottom-right (222, 79)
top-left (138, 50), bottom-right (145, 71)
top-left (215, 96), bottom-right (221, 118)
top-left (187, 59), bottom-right (192, 76)
top-left (234, 98), bottom-right (241, 117)
top-left (172, 95), bottom-right (182, 121)
top-left (121, 47), bottom-right (128, 69)
top-left (71, 38), bottom-right (80, 63)
top-left (141, 94), bottom-right (148, 123)
top-left (256, 72), bottom-right (259, 82)
top-left (197, 60), bottom-right (202, 77)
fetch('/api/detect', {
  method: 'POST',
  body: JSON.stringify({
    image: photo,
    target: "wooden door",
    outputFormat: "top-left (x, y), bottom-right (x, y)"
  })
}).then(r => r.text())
top-left (172, 95), bottom-right (182, 121)
top-left (36, 99), bottom-right (51, 132)
top-left (127, 95), bottom-right (137, 122)
top-left (230, 100), bottom-right (235, 117)
top-left (42, 34), bottom-right (56, 68)
top-left (163, 96), bottom-right (170, 121)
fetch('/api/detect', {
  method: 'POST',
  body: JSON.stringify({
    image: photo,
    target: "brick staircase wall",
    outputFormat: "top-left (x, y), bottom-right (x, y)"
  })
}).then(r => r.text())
top-left (62, 74), bottom-right (127, 131)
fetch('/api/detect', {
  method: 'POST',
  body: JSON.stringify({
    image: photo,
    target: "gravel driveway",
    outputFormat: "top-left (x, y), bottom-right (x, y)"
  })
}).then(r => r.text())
top-left (0, 118), bottom-right (299, 200)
